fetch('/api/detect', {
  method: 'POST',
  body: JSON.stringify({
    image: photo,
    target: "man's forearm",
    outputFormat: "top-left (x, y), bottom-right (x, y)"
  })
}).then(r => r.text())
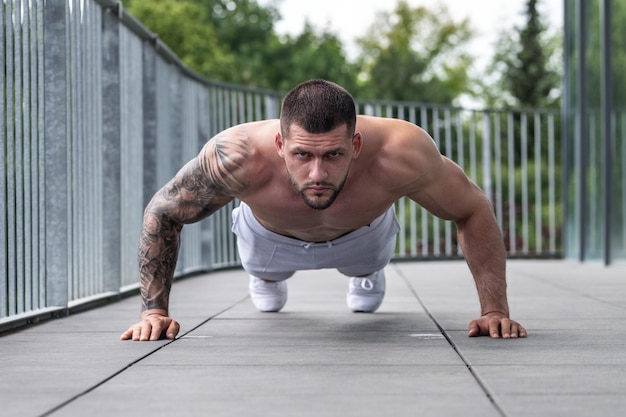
top-left (138, 211), bottom-right (183, 314)
top-left (456, 205), bottom-right (509, 316)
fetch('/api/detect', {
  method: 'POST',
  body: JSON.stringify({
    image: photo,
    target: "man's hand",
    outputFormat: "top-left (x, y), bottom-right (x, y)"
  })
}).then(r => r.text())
top-left (120, 309), bottom-right (180, 341)
top-left (468, 311), bottom-right (527, 339)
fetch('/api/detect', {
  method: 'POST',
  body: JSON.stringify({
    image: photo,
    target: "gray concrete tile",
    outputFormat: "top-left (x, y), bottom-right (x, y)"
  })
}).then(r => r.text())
top-left (57, 365), bottom-right (501, 417)
top-left (474, 365), bottom-right (626, 395)
top-left (2, 260), bottom-right (626, 417)
top-left (496, 394), bottom-right (626, 417)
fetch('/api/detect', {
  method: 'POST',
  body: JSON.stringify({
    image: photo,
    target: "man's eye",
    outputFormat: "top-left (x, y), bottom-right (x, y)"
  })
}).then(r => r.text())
top-left (327, 152), bottom-right (340, 158)
top-left (296, 152), bottom-right (309, 158)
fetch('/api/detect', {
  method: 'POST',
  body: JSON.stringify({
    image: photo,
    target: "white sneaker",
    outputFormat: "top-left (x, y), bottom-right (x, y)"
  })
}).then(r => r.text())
top-left (249, 275), bottom-right (288, 312)
top-left (347, 270), bottom-right (386, 313)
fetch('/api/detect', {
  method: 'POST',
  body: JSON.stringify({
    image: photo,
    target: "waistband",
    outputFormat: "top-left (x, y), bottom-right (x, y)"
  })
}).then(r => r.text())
top-left (237, 202), bottom-right (397, 248)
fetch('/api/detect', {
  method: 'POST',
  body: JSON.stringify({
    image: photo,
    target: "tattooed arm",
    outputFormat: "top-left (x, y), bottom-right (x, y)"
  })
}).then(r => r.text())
top-left (121, 130), bottom-right (251, 341)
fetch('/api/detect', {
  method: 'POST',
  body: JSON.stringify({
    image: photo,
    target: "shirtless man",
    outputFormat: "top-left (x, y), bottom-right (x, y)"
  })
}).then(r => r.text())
top-left (121, 79), bottom-right (527, 342)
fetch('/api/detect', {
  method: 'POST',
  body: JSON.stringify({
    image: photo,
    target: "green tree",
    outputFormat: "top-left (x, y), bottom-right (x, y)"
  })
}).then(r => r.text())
top-left (192, 0), bottom-right (281, 86)
top-left (355, 1), bottom-right (474, 104)
top-left (124, 0), bottom-right (358, 93)
top-left (485, 0), bottom-right (561, 109)
top-left (261, 22), bottom-right (361, 94)
top-left (123, 0), bottom-right (234, 79)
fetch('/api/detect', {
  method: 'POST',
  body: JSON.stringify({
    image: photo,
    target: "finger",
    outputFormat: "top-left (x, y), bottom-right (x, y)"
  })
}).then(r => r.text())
top-left (468, 320), bottom-right (480, 337)
top-left (120, 327), bottom-right (133, 340)
top-left (140, 322), bottom-right (152, 341)
top-left (489, 317), bottom-right (501, 339)
top-left (166, 320), bottom-right (180, 339)
top-left (500, 318), bottom-right (512, 339)
top-left (149, 321), bottom-right (163, 341)
top-left (132, 325), bottom-right (142, 341)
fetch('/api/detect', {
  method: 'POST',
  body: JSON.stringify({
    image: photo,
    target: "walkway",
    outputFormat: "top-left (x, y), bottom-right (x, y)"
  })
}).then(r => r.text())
top-left (2, 260), bottom-right (625, 417)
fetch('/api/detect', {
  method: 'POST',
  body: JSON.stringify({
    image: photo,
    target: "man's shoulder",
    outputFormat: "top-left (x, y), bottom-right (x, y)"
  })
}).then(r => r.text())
top-left (356, 115), bottom-right (443, 193)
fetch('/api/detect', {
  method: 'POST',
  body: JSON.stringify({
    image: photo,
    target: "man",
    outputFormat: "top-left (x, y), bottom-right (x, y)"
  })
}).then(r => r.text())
top-left (121, 79), bottom-right (527, 342)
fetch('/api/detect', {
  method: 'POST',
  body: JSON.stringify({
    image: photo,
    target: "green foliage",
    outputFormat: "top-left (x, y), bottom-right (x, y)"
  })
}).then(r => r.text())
top-left (123, 0), bottom-right (234, 78)
top-left (355, 1), bottom-right (474, 104)
top-left (124, 0), bottom-right (358, 92)
top-left (258, 23), bottom-right (361, 94)
top-left (481, 0), bottom-right (561, 109)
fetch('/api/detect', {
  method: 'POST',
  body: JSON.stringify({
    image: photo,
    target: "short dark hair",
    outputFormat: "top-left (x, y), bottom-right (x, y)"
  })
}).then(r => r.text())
top-left (280, 79), bottom-right (356, 138)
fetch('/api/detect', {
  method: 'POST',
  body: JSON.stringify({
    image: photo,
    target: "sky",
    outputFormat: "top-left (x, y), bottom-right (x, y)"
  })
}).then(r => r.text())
top-left (258, 0), bottom-right (563, 69)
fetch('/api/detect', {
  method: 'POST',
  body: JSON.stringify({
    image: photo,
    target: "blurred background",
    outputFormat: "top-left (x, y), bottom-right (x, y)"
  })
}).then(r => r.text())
top-left (123, 0), bottom-right (563, 109)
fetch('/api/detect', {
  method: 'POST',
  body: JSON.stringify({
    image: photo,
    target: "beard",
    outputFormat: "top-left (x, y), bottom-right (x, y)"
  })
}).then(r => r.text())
top-left (290, 176), bottom-right (347, 210)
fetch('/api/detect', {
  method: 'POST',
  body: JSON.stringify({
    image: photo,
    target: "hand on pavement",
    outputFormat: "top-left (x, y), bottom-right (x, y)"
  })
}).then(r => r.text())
top-left (468, 311), bottom-right (527, 339)
top-left (120, 309), bottom-right (180, 341)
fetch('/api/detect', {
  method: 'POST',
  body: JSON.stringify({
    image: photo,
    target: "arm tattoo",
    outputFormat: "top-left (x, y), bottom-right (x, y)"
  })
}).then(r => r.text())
top-left (138, 130), bottom-right (252, 313)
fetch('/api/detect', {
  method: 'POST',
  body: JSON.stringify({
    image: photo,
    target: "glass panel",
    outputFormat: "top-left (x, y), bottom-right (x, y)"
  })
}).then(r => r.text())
top-left (610, 1), bottom-right (626, 262)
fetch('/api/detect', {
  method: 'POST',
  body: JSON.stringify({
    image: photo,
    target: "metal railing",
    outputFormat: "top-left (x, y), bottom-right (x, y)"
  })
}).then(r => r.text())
top-left (1, 0), bottom-right (562, 330)
top-left (355, 102), bottom-right (562, 259)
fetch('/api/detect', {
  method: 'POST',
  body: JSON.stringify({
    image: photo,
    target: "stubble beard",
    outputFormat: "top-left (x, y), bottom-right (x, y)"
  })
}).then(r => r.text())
top-left (290, 176), bottom-right (347, 210)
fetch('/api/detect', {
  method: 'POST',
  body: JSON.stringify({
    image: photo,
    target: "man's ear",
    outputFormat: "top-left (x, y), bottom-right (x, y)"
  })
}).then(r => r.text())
top-left (275, 132), bottom-right (285, 157)
top-left (352, 132), bottom-right (363, 158)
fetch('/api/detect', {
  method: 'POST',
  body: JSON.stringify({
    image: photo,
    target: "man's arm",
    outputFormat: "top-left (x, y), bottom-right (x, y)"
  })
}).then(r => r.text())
top-left (404, 133), bottom-right (526, 339)
top-left (121, 130), bottom-right (250, 341)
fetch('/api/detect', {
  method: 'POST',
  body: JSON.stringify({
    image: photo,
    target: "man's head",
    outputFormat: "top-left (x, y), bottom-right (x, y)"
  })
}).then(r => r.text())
top-left (276, 80), bottom-right (362, 210)
top-left (280, 79), bottom-right (357, 140)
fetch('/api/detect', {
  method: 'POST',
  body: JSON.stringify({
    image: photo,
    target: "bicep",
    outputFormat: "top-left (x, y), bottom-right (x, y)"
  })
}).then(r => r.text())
top-left (147, 158), bottom-right (233, 225)
top-left (147, 129), bottom-right (252, 224)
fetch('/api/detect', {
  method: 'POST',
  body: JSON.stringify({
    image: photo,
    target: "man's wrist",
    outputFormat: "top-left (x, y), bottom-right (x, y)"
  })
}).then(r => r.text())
top-left (141, 308), bottom-right (168, 319)
top-left (481, 310), bottom-right (509, 317)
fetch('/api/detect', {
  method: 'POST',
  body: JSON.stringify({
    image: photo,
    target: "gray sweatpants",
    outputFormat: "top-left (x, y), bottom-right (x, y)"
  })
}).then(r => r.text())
top-left (231, 202), bottom-right (400, 281)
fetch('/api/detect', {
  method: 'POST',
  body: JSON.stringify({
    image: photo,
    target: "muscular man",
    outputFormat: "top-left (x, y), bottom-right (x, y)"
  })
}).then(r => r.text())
top-left (121, 79), bottom-right (527, 342)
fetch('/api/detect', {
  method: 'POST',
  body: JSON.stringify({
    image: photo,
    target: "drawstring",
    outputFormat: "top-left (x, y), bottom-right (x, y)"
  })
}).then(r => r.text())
top-left (302, 241), bottom-right (334, 249)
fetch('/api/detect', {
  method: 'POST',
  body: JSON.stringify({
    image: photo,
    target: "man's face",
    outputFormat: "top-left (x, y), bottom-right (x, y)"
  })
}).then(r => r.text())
top-left (276, 123), bottom-right (362, 210)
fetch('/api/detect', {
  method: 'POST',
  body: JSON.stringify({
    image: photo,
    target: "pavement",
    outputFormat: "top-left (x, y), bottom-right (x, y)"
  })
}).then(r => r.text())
top-left (1, 259), bottom-right (626, 417)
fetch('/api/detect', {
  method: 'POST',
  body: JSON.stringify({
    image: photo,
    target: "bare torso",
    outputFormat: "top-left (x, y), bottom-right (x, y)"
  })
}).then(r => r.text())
top-left (222, 116), bottom-right (439, 242)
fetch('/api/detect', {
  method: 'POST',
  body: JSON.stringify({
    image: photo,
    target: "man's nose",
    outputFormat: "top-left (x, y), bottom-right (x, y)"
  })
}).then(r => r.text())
top-left (309, 159), bottom-right (327, 182)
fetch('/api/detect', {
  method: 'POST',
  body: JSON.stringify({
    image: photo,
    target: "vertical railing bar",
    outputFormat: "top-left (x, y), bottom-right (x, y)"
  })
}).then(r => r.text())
top-left (44, 0), bottom-right (70, 309)
top-left (469, 112), bottom-right (477, 182)
top-left (30, 0), bottom-right (41, 309)
top-left (37, 0), bottom-right (46, 308)
top-left (432, 107), bottom-right (440, 256)
top-left (455, 110), bottom-right (465, 256)
top-left (88, 1), bottom-right (98, 295)
top-left (482, 111), bottom-right (492, 204)
top-left (507, 112), bottom-right (517, 254)
top-left (65, 0), bottom-right (75, 301)
top-left (420, 107), bottom-right (429, 256)
top-left (73, 0), bottom-right (84, 299)
top-left (7, 0), bottom-right (18, 316)
top-left (96, 4), bottom-right (104, 293)
top-left (0, 0), bottom-right (7, 317)
top-left (534, 113), bottom-right (543, 253)
top-left (397, 198), bottom-right (406, 257)
top-left (23, 0), bottom-right (33, 312)
top-left (548, 114), bottom-right (557, 253)
top-left (444, 108), bottom-right (453, 255)
top-left (588, 113), bottom-right (597, 254)
top-left (621, 113), bottom-right (626, 252)
top-left (521, 112), bottom-right (529, 254)
top-left (16, 0), bottom-right (27, 314)
top-left (408, 106), bottom-right (418, 257)
top-left (101, 7), bottom-right (122, 294)
top-left (87, 2), bottom-right (96, 296)
top-left (494, 113), bottom-right (503, 233)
